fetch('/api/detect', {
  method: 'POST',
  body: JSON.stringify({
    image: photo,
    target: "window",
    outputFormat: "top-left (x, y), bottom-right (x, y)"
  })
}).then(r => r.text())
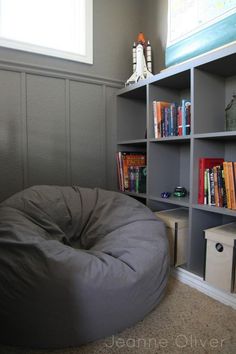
top-left (0, 0), bottom-right (93, 64)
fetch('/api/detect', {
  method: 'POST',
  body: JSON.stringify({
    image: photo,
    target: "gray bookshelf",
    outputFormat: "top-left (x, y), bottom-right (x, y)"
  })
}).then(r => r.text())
top-left (117, 43), bottom-right (236, 278)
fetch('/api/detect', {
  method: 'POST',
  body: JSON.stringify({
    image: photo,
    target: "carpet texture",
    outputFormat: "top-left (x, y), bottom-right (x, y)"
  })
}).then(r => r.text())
top-left (1, 277), bottom-right (236, 354)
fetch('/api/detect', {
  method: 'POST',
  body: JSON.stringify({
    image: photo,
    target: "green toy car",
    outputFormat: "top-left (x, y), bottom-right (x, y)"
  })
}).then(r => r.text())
top-left (173, 186), bottom-right (187, 197)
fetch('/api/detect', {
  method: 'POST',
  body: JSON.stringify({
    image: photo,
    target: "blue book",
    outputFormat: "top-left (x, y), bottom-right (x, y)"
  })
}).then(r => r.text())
top-left (181, 99), bottom-right (191, 136)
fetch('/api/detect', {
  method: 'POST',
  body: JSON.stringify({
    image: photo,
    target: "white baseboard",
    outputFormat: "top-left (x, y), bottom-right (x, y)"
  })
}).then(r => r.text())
top-left (172, 267), bottom-right (236, 310)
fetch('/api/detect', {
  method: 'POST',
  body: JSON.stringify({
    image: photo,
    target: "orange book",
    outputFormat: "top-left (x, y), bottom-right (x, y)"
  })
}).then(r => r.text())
top-left (223, 162), bottom-right (231, 209)
top-left (234, 162), bottom-right (236, 190)
top-left (227, 161), bottom-right (236, 210)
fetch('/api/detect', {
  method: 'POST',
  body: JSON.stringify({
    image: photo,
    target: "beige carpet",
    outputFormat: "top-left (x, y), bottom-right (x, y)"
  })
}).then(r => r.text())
top-left (1, 277), bottom-right (236, 354)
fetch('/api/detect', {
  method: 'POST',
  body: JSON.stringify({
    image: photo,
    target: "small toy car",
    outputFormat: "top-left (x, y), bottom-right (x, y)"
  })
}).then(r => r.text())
top-left (161, 191), bottom-right (171, 198)
top-left (173, 186), bottom-right (187, 197)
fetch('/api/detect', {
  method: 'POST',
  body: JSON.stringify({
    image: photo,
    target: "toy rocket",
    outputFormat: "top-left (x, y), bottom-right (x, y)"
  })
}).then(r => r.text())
top-left (125, 32), bottom-right (153, 86)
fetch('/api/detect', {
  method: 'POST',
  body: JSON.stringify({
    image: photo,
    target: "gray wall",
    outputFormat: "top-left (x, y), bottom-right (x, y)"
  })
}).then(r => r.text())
top-left (141, 0), bottom-right (168, 75)
top-left (0, 0), bottom-right (168, 201)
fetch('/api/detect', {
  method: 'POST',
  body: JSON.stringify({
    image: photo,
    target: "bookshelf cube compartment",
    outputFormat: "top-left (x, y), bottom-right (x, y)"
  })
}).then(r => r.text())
top-left (204, 222), bottom-right (236, 293)
top-left (149, 71), bottom-right (191, 140)
top-left (149, 141), bottom-right (190, 201)
top-left (155, 207), bottom-right (189, 267)
top-left (190, 208), bottom-right (235, 276)
top-left (192, 138), bottom-right (236, 205)
top-left (117, 87), bottom-right (147, 141)
top-left (193, 68), bottom-right (236, 134)
top-left (116, 144), bottom-right (147, 196)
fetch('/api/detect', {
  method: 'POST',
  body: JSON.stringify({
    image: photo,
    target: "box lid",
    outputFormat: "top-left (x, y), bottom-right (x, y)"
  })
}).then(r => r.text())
top-left (204, 222), bottom-right (236, 247)
top-left (154, 208), bottom-right (188, 228)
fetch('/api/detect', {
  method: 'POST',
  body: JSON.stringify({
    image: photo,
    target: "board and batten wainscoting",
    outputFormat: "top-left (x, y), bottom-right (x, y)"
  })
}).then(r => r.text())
top-left (0, 59), bottom-right (122, 202)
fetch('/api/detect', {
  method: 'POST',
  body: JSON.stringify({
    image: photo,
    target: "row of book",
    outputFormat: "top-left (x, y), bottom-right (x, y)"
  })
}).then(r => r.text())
top-left (153, 99), bottom-right (191, 138)
top-left (198, 157), bottom-right (236, 209)
top-left (116, 152), bottom-right (146, 193)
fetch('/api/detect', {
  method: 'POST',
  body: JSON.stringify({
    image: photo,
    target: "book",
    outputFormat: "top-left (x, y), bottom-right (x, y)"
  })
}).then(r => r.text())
top-left (223, 161), bottom-right (231, 209)
top-left (116, 152), bottom-right (124, 191)
top-left (227, 161), bottom-right (236, 210)
top-left (209, 168), bottom-right (215, 206)
top-left (204, 169), bottom-right (208, 204)
top-left (185, 102), bottom-right (191, 135)
top-left (152, 100), bottom-right (191, 138)
top-left (198, 157), bottom-right (224, 204)
top-left (128, 166), bottom-right (146, 193)
top-left (213, 166), bottom-right (220, 207)
top-left (216, 165), bottom-right (224, 207)
top-left (156, 101), bottom-right (170, 138)
top-left (181, 99), bottom-right (191, 136)
top-left (118, 152), bottom-right (146, 192)
top-left (136, 166), bottom-right (147, 193)
top-left (128, 166), bottom-right (136, 192)
top-left (221, 166), bottom-right (227, 208)
top-left (153, 100), bottom-right (158, 138)
top-left (170, 103), bottom-right (178, 136)
top-left (177, 106), bottom-right (182, 136)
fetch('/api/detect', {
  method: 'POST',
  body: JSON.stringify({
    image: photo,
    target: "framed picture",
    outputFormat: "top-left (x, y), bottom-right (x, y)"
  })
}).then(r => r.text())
top-left (166, 0), bottom-right (236, 67)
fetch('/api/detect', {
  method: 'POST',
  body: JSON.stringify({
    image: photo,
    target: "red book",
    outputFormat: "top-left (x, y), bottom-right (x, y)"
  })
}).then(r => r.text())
top-left (177, 106), bottom-right (182, 136)
top-left (198, 158), bottom-right (224, 204)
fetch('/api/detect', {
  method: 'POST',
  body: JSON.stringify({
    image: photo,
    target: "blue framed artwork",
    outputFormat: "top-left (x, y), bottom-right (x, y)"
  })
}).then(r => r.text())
top-left (166, 0), bottom-right (236, 67)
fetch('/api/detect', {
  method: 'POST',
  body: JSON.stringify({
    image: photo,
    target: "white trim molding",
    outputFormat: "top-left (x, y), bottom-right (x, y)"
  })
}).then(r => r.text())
top-left (172, 267), bottom-right (236, 310)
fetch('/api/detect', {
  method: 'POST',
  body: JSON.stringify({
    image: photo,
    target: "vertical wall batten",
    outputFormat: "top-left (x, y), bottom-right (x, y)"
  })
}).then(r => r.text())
top-left (65, 79), bottom-right (72, 185)
top-left (103, 84), bottom-right (108, 188)
top-left (20, 72), bottom-right (29, 189)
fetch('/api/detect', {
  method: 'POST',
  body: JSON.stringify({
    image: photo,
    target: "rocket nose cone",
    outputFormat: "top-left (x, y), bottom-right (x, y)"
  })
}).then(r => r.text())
top-left (137, 32), bottom-right (145, 44)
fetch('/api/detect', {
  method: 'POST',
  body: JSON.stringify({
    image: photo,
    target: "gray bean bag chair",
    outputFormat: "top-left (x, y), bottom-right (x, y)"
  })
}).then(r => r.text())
top-left (0, 185), bottom-right (169, 349)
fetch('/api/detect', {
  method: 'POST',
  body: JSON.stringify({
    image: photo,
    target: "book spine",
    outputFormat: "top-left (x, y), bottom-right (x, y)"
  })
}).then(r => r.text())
top-left (182, 100), bottom-right (186, 136)
top-left (186, 103), bottom-right (191, 135)
top-left (164, 107), bottom-right (168, 137)
top-left (171, 103), bottom-right (178, 136)
top-left (223, 161), bottom-right (231, 209)
top-left (161, 107), bottom-right (165, 137)
top-left (209, 168), bottom-right (215, 206)
top-left (228, 161), bottom-right (236, 210)
top-left (116, 152), bottom-right (122, 191)
top-left (156, 102), bottom-right (162, 138)
top-left (213, 166), bottom-right (219, 207)
top-left (177, 106), bottom-right (182, 136)
top-left (153, 101), bottom-right (157, 138)
top-left (167, 107), bottom-right (171, 136)
top-left (198, 158), bottom-right (204, 204)
top-left (207, 169), bottom-right (211, 205)
top-left (135, 166), bottom-right (139, 193)
top-left (129, 166), bottom-right (135, 192)
top-left (139, 166), bottom-right (147, 193)
top-left (221, 166), bottom-right (227, 207)
top-left (217, 165), bottom-right (223, 207)
top-left (204, 168), bottom-right (208, 204)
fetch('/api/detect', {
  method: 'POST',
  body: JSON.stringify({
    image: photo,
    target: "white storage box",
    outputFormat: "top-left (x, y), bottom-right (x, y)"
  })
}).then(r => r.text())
top-left (155, 208), bottom-right (189, 267)
top-left (204, 223), bottom-right (236, 293)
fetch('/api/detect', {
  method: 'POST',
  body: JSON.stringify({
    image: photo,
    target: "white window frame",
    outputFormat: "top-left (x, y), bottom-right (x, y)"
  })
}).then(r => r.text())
top-left (0, 0), bottom-right (93, 64)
